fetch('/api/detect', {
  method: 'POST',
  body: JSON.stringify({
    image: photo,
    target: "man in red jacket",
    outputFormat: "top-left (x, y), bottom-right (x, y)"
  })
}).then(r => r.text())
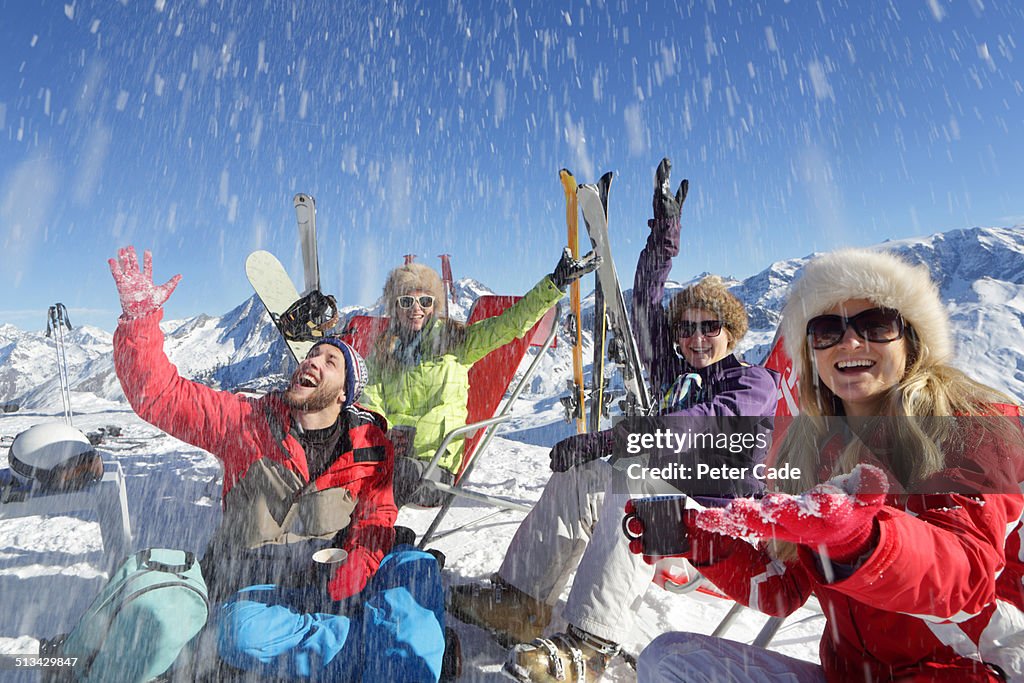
top-left (109, 246), bottom-right (445, 681)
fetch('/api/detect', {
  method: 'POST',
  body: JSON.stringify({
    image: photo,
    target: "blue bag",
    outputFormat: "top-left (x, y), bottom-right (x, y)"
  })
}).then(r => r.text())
top-left (59, 548), bottom-right (209, 682)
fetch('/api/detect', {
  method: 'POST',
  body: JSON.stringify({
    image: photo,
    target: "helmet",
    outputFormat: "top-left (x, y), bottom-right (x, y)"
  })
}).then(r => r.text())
top-left (8, 422), bottom-right (103, 491)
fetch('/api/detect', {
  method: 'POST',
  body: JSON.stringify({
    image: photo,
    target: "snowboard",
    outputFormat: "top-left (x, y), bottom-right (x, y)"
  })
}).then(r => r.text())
top-left (559, 168), bottom-right (587, 432)
top-left (245, 250), bottom-right (314, 363)
top-left (578, 172), bottom-right (654, 416)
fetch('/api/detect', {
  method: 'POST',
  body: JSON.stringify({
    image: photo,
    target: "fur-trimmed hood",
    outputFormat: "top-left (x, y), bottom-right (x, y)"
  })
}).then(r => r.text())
top-left (781, 248), bottom-right (952, 368)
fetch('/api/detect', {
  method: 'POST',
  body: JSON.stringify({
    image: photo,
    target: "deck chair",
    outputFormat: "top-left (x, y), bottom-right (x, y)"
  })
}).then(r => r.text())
top-left (339, 297), bottom-right (561, 547)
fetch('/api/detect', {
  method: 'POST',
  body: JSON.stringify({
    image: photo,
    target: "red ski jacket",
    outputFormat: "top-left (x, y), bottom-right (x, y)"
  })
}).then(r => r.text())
top-left (692, 407), bottom-right (1024, 682)
top-left (113, 310), bottom-right (397, 600)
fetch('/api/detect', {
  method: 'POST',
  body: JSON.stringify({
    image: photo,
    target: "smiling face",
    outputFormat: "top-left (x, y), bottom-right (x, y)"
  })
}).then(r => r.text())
top-left (395, 288), bottom-right (435, 333)
top-left (674, 307), bottom-right (731, 369)
top-left (811, 298), bottom-right (909, 417)
top-left (283, 343), bottom-right (347, 413)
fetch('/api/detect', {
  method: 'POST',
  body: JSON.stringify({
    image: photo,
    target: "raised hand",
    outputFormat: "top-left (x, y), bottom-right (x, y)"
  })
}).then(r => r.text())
top-left (652, 157), bottom-right (689, 221)
top-left (108, 246), bottom-right (182, 319)
top-left (696, 464), bottom-right (889, 563)
top-left (549, 247), bottom-right (601, 291)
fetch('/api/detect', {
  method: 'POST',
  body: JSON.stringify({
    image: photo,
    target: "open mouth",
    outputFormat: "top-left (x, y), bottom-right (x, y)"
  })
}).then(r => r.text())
top-left (835, 359), bottom-right (875, 373)
top-left (297, 372), bottom-right (319, 388)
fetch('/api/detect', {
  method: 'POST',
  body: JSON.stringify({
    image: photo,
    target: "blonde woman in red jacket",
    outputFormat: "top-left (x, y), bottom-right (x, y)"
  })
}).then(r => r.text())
top-left (634, 248), bottom-right (1024, 682)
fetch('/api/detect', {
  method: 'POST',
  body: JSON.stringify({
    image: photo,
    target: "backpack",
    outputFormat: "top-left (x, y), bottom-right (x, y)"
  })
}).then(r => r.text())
top-left (54, 548), bottom-right (209, 682)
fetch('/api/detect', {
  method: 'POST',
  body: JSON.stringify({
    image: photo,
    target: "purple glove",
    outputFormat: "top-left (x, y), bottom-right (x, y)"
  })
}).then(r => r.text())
top-left (108, 246), bottom-right (181, 320)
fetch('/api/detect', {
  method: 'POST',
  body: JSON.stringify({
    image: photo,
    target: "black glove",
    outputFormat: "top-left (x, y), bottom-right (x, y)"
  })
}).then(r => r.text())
top-left (652, 157), bottom-right (689, 221)
top-left (549, 247), bottom-right (601, 291)
top-left (549, 430), bottom-right (614, 472)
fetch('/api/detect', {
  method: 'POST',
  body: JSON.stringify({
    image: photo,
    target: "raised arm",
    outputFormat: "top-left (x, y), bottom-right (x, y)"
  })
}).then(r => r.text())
top-left (633, 158), bottom-right (688, 375)
top-left (110, 247), bottom-right (252, 461)
top-left (457, 246), bottom-right (598, 366)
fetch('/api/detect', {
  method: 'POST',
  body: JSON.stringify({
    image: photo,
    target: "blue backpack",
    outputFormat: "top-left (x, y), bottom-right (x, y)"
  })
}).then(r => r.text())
top-left (57, 548), bottom-right (209, 682)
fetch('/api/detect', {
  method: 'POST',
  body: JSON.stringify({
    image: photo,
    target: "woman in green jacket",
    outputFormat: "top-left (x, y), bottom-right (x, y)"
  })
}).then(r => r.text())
top-left (362, 249), bottom-right (597, 507)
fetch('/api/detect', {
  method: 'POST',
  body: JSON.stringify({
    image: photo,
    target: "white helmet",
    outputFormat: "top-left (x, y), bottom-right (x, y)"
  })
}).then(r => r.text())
top-left (8, 422), bottom-right (102, 491)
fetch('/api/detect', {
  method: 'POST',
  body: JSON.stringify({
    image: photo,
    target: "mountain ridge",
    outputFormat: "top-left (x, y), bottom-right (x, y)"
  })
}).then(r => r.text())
top-left (2, 225), bottom-right (1022, 411)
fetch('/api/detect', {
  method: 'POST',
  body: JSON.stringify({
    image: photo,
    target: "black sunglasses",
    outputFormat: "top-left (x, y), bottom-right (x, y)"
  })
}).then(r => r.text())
top-left (675, 320), bottom-right (724, 338)
top-left (806, 307), bottom-right (905, 350)
top-left (396, 295), bottom-right (435, 310)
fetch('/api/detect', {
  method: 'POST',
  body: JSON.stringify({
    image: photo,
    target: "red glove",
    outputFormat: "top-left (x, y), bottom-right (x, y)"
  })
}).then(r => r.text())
top-left (108, 246), bottom-right (182, 319)
top-left (696, 464), bottom-right (888, 563)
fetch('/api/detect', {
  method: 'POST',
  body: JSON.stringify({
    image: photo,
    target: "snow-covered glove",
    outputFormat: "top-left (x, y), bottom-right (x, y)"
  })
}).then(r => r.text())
top-left (108, 246), bottom-right (182, 320)
top-left (652, 157), bottom-right (688, 221)
top-left (549, 247), bottom-right (601, 291)
top-left (696, 464), bottom-right (888, 564)
top-left (549, 429), bottom-right (614, 472)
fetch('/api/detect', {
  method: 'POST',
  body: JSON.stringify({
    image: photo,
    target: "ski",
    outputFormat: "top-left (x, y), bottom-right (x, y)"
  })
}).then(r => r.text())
top-left (559, 169), bottom-right (587, 432)
top-left (589, 280), bottom-right (611, 431)
top-left (245, 250), bottom-right (338, 363)
top-left (578, 172), bottom-right (653, 416)
top-left (293, 193), bottom-right (320, 295)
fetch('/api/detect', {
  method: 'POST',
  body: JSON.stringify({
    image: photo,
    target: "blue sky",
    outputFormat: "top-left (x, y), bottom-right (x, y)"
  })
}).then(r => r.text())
top-left (2, 1), bottom-right (1022, 331)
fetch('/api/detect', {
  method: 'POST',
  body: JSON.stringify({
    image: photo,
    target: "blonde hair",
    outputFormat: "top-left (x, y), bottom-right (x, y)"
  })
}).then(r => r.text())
top-left (768, 324), bottom-right (1015, 561)
top-left (767, 248), bottom-right (1019, 561)
top-left (775, 326), bottom-right (1010, 494)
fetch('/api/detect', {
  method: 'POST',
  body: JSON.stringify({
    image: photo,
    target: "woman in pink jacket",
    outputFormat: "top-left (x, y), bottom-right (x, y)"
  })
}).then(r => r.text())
top-left (634, 248), bottom-right (1024, 682)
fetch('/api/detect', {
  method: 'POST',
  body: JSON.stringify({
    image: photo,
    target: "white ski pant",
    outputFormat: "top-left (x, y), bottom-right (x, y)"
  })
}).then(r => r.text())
top-left (638, 632), bottom-right (826, 683)
top-left (497, 459), bottom-right (654, 643)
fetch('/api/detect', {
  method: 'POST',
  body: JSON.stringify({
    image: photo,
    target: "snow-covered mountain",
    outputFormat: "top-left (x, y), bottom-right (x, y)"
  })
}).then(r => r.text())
top-left (2, 226), bottom-right (1022, 412)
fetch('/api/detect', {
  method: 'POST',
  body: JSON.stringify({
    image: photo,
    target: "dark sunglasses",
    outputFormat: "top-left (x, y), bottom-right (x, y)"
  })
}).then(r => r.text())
top-left (675, 320), bottom-right (724, 338)
top-left (396, 295), bottom-right (435, 310)
top-left (806, 307), bottom-right (905, 350)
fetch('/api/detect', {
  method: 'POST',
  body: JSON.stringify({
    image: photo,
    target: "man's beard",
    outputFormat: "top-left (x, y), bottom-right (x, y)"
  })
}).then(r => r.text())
top-left (282, 378), bottom-right (343, 412)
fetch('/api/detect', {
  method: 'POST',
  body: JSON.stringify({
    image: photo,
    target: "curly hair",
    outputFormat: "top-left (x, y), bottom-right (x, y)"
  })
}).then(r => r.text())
top-left (666, 275), bottom-right (748, 350)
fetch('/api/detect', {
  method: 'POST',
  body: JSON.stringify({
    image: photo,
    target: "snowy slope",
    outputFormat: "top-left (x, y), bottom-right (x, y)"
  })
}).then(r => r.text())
top-left (0, 225), bottom-right (1022, 680)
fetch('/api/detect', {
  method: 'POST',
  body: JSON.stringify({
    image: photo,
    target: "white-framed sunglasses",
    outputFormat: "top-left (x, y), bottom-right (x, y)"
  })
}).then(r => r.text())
top-left (396, 295), bottom-right (435, 310)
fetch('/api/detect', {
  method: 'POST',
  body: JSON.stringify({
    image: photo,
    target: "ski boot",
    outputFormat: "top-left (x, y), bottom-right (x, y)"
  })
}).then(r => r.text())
top-left (504, 624), bottom-right (619, 683)
top-left (447, 575), bottom-right (552, 647)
